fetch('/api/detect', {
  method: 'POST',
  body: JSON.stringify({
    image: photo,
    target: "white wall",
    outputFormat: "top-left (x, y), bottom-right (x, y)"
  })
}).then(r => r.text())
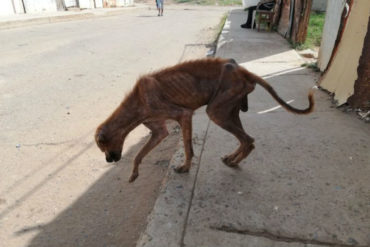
top-left (13, 0), bottom-right (26, 13)
top-left (242, 0), bottom-right (259, 8)
top-left (117, 0), bottom-right (133, 6)
top-left (95, 0), bottom-right (103, 8)
top-left (23, 0), bottom-right (57, 13)
top-left (0, 0), bottom-right (14, 15)
top-left (318, 0), bottom-right (346, 71)
top-left (64, 0), bottom-right (78, 7)
top-left (79, 0), bottom-right (93, 8)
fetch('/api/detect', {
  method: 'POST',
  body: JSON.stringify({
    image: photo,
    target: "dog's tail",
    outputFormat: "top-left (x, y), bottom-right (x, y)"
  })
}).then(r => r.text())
top-left (252, 74), bottom-right (315, 114)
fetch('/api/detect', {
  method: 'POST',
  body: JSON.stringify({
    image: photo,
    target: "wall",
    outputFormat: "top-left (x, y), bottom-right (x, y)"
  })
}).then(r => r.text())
top-left (79, 0), bottom-right (94, 8)
top-left (0, 0), bottom-right (15, 15)
top-left (348, 17), bottom-right (370, 110)
top-left (116, 0), bottom-right (133, 6)
top-left (64, 0), bottom-right (78, 7)
top-left (317, 0), bottom-right (346, 72)
top-left (23, 0), bottom-right (57, 13)
top-left (319, 0), bottom-right (370, 106)
top-left (13, 0), bottom-right (26, 13)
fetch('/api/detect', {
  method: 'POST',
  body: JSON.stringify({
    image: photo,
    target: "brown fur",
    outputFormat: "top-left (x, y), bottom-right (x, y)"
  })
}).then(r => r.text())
top-left (95, 58), bottom-right (314, 182)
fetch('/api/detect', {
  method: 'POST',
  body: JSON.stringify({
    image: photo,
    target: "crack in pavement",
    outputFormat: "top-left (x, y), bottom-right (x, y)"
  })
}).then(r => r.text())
top-left (180, 120), bottom-right (211, 247)
top-left (210, 225), bottom-right (365, 247)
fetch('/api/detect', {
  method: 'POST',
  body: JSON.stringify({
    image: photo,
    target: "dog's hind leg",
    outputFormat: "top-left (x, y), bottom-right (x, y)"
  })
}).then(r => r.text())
top-left (207, 106), bottom-right (254, 167)
top-left (174, 109), bottom-right (194, 173)
top-left (129, 120), bottom-right (169, 182)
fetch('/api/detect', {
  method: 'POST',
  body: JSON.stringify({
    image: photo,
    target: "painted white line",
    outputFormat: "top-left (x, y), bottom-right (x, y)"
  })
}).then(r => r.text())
top-left (258, 100), bottom-right (294, 114)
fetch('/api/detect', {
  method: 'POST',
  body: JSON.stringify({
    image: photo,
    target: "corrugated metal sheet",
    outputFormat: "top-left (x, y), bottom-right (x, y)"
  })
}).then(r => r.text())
top-left (278, 0), bottom-right (293, 38)
top-left (317, 0), bottom-right (346, 72)
top-left (319, 0), bottom-right (370, 105)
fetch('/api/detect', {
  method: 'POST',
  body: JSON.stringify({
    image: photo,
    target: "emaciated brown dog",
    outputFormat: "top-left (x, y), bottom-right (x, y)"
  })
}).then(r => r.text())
top-left (95, 58), bottom-right (314, 182)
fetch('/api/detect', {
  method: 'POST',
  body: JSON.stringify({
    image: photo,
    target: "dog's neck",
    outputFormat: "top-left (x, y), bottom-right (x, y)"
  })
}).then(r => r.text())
top-left (104, 89), bottom-right (146, 138)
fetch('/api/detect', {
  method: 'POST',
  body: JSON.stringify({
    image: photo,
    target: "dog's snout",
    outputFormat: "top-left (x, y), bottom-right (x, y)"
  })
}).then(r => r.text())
top-left (106, 155), bottom-right (114, 163)
top-left (106, 151), bottom-right (121, 163)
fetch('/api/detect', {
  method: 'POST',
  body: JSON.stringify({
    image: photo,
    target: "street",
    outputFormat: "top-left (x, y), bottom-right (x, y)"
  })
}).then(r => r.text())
top-left (0, 5), bottom-right (230, 247)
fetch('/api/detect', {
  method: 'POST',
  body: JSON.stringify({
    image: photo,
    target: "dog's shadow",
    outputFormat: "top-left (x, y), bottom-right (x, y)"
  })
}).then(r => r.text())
top-left (21, 127), bottom-right (180, 247)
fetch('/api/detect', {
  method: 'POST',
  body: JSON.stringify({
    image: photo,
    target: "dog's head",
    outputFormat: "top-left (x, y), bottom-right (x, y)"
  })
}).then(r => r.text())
top-left (95, 126), bottom-right (124, 163)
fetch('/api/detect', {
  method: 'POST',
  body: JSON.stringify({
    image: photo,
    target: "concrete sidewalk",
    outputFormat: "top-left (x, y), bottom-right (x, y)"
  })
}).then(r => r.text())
top-left (0, 5), bottom-right (146, 30)
top-left (137, 9), bottom-right (370, 247)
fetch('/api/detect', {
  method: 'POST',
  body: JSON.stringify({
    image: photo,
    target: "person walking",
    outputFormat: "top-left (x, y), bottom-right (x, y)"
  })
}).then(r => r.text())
top-left (156, 0), bottom-right (164, 16)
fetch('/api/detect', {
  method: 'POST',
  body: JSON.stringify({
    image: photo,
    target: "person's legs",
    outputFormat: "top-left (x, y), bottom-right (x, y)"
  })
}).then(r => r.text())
top-left (241, 2), bottom-right (274, 29)
top-left (241, 6), bottom-right (257, 28)
top-left (160, 0), bottom-right (163, 16)
top-left (156, 0), bottom-right (162, 16)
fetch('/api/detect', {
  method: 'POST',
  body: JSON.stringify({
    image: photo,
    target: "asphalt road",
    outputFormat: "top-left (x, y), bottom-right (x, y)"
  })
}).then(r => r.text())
top-left (0, 5), bottom-right (230, 247)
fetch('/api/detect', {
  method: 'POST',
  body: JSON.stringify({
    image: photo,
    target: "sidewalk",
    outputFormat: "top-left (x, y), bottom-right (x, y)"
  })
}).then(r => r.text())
top-left (0, 5), bottom-right (145, 30)
top-left (137, 8), bottom-right (370, 247)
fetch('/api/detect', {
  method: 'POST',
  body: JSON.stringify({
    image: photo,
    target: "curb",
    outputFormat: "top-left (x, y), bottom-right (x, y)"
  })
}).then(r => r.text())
top-left (136, 110), bottom-right (210, 247)
top-left (136, 12), bottom-right (229, 247)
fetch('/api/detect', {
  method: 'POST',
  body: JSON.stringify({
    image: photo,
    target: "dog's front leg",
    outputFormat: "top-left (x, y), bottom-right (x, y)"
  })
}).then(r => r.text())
top-left (174, 110), bottom-right (194, 173)
top-left (129, 121), bottom-right (169, 182)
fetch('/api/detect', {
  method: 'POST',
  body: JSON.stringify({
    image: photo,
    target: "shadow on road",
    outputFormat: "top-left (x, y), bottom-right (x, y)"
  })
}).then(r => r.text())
top-left (20, 124), bottom-right (180, 247)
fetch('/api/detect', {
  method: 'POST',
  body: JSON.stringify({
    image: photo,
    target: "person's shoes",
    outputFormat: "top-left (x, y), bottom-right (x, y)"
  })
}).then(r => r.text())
top-left (241, 23), bottom-right (252, 29)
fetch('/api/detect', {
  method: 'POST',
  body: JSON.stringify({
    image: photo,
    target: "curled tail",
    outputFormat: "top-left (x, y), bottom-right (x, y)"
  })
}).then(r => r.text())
top-left (253, 74), bottom-right (314, 114)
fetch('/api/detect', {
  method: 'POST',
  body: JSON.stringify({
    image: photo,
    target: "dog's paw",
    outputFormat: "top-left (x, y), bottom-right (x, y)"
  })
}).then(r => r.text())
top-left (221, 156), bottom-right (239, 168)
top-left (174, 165), bottom-right (190, 173)
top-left (128, 172), bottom-right (139, 183)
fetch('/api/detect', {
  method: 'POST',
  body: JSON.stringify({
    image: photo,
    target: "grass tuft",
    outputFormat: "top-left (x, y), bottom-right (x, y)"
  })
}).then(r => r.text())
top-left (294, 11), bottom-right (325, 50)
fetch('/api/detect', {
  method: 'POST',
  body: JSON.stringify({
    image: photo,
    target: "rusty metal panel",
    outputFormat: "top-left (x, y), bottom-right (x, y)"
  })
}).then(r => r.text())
top-left (348, 17), bottom-right (370, 110)
top-left (317, 0), bottom-right (346, 72)
top-left (278, 0), bottom-right (292, 37)
top-left (319, 0), bottom-right (370, 106)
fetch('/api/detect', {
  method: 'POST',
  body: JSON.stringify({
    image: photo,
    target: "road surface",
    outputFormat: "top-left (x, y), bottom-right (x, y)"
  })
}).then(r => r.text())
top-left (0, 5), bottom-right (230, 247)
